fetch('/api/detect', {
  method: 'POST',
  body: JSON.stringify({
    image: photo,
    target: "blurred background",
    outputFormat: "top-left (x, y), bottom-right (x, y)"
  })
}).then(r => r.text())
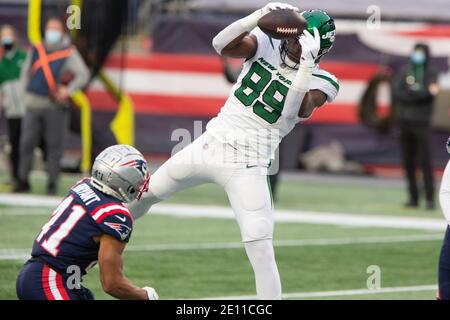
top-left (0, 0), bottom-right (450, 300)
top-left (0, 0), bottom-right (449, 179)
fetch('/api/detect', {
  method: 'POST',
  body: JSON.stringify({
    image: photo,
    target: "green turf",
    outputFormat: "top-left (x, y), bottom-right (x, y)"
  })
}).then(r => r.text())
top-left (0, 212), bottom-right (441, 250)
top-left (1, 171), bottom-right (442, 218)
top-left (166, 181), bottom-right (443, 218)
top-left (0, 209), bottom-right (444, 300)
top-left (302, 290), bottom-right (438, 300)
top-left (0, 238), bottom-right (442, 300)
top-left (0, 170), bottom-right (446, 300)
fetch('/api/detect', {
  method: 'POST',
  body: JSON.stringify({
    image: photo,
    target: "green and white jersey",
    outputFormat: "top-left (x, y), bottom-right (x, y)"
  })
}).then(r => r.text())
top-left (206, 27), bottom-right (339, 165)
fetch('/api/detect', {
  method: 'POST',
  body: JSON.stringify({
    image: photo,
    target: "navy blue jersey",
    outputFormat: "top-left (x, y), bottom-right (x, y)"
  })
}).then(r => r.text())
top-left (31, 178), bottom-right (133, 276)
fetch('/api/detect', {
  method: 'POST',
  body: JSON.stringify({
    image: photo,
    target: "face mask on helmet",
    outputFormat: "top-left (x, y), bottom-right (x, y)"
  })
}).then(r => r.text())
top-left (136, 174), bottom-right (150, 201)
top-left (279, 9), bottom-right (335, 69)
top-left (279, 39), bottom-right (301, 69)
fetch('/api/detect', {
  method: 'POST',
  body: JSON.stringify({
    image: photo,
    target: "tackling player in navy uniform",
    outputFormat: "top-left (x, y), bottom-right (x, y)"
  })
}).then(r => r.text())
top-left (438, 138), bottom-right (450, 300)
top-left (16, 145), bottom-right (158, 300)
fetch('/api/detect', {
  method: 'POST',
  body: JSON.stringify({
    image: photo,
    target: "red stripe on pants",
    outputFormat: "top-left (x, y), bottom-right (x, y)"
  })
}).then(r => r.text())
top-left (41, 265), bottom-right (55, 300)
top-left (56, 272), bottom-right (71, 300)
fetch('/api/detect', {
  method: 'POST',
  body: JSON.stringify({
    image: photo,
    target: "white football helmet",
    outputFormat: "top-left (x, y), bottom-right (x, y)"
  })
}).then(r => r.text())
top-left (91, 145), bottom-right (150, 203)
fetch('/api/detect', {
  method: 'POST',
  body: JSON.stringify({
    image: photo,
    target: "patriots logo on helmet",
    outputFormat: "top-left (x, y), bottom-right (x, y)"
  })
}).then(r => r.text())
top-left (104, 221), bottom-right (131, 241)
top-left (120, 159), bottom-right (148, 177)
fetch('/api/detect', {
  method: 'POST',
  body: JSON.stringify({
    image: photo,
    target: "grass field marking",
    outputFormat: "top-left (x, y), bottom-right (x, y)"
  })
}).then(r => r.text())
top-left (0, 233), bottom-right (443, 261)
top-left (198, 284), bottom-right (438, 300)
top-left (126, 233), bottom-right (444, 252)
top-left (150, 203), bottom-right (447, 231)
top-left (0, 193), bottom-right (60, 208)
top-left (0, 251), bottom-right (29, 261)
top-left (0, 193), bottom-right (447, 231)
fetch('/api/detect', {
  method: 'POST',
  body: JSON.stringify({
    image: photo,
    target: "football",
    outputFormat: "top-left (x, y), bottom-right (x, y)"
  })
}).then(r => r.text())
top-left (257, 9), bottom-right (308, 40)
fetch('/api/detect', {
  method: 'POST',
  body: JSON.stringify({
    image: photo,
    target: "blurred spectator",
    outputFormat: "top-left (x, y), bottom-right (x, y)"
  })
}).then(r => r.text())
top-left (392, 43), bottom-right (439, 210)
top-left (0, 25), bottom-right (27, 186)
top-left (14, 17), bottom-right (89, 195)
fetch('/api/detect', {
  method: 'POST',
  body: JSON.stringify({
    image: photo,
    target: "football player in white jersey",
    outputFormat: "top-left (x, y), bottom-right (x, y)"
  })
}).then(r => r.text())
top-left (128, 3), bottom-right (339, 300)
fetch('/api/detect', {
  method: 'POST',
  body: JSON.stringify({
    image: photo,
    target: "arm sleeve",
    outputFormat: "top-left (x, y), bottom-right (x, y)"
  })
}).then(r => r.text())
top-left (65, 49), bottom-right (90, 94)
top-left (440, 159), bottom-right (450, 225)
top-left (94, 205), bottom-right (134, 243)
top-left (211, 9), bottom-right (264, 55)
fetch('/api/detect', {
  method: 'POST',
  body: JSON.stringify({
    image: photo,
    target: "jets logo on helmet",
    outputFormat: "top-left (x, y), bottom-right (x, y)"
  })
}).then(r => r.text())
top-left (321, 30), bottom-right (336, 42)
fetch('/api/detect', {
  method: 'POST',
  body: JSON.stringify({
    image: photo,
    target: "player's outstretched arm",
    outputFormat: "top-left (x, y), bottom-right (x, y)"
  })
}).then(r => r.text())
top-left (212, 2), bottom-right (298, 59)
top-left (127, 195), bottom-right (153, 220)
top-left (216, 33), bottom-right (257, 59)
top-left (98, 234), bottom-right (158, 300)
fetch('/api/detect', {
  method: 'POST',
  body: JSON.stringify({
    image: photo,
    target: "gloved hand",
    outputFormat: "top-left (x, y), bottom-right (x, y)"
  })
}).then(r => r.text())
top-left (260, 2), bottom-right (300, 15)
top-left (143, 286), bottom-right (159, 300)
top-left (242, 2), bottom-right (300, 29)
top-left (299, 27), bottom-right (321, 66)
top-left (283, 28), bottom-right (320, 119)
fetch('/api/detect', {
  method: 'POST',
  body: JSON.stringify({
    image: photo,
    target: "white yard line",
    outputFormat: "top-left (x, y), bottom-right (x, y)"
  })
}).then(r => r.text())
top-left (198, 284), bottom-right (438, 300)
top-left (0, 193), bottom-right (447, 231)
top-left (0, 193), bottom-right (60, 208)
top-left (0, 233), bottom-right (443, 261)
top-left (150, 203), bottom-right (447, 231)
top-left (126, 233), bottom-right (444, 252)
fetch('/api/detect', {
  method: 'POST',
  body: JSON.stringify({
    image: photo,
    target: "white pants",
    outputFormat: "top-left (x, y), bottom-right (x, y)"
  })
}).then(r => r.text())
top-left (129, 131), bottom-right (274, 242)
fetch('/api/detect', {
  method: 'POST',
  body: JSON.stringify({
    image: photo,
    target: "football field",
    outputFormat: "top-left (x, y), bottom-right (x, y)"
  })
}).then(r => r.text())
top-left (0, 172), bottom-right (445, 300)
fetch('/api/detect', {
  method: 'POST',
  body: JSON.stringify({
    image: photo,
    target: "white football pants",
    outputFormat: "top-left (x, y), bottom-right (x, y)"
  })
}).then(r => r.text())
top-left (127, 131), bottom-right (282, 299)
